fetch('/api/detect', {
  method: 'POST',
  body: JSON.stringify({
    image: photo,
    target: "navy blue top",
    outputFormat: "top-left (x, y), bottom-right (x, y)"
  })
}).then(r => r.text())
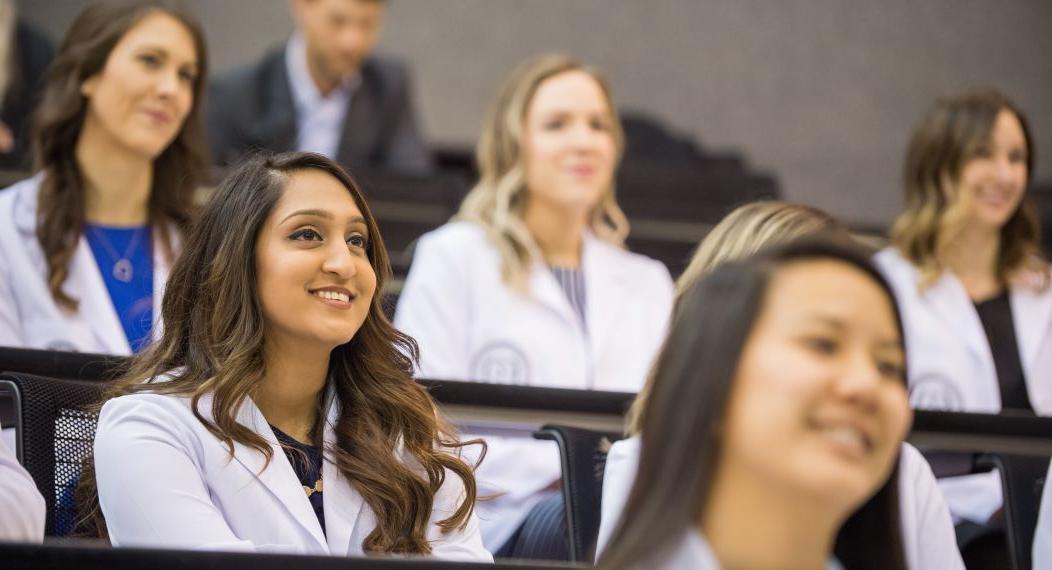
top-left (975, 290), bottom-right (1034, 413)
top-left (270, 425), bottom-right (326, 534)
top-left (84, 224), bottom-right (154, 353)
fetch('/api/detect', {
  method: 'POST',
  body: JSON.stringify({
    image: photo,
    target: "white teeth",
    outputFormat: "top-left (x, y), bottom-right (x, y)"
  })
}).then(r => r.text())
top-left (315, 290), bottom-right (350, 302)
top-left (824, 426), bottom-right (867, 451)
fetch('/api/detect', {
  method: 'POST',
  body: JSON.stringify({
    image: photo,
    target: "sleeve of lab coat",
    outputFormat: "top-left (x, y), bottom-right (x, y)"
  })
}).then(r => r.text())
top-left (898, 443), bottom-right (965, 570)
top-left (394, 230), bottom-right (473, 380)
top-left (0, 436), bottom-right (45, 542)
top-left (595, 437), bottom-right (641, 558)
top-left (0, 244), bottom-right (24, 348)
top-left (425, 463), bottom-right (494, 562)
top-left (94, 396), bottom-right (256, 551)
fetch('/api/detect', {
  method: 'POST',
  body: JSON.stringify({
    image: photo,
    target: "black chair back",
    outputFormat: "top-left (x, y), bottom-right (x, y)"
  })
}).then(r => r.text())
top-left (0, 372), bottom-right (107, 536)
top-left (0, 346), bottom-right (128, 382)
top-left (977, 453), bottom-right (1049, 570)
top-left (531, 424), bottom-right (624, 563)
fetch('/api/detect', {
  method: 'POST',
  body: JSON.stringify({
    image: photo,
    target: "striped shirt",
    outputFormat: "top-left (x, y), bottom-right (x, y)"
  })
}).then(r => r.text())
top-left (549, 265), bottom-right (587, 328)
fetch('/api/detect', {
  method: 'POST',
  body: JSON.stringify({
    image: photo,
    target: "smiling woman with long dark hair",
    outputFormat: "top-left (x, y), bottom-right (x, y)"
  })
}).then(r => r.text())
top-left (0, 0), bottom-right (209, 354)
top-left (82, 152), bottom-right (489, 560)
top-left (600, 240), bottom-right (912, 570)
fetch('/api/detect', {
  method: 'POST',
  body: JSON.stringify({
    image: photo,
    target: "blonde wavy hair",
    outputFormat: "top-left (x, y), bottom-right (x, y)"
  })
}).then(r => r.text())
top-left (456, 54), bottom-right (630, 290)
top-left (627, 200), bottom-right (851, 434)
top-left (889, 88), bottom-right (1045, 289)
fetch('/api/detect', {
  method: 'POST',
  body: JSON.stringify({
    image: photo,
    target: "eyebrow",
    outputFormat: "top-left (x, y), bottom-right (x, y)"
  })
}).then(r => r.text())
top-left (803, 315), bottom-right (901, 351)
top-left (134, 45), bottom-right (199, 66)
top-left (280, 209), bottom-right (366, 226)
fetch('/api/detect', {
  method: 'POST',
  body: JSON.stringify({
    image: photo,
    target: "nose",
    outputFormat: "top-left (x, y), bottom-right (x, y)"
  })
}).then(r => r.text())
top-left (569, 121), bottom-right (600, 153)
top-left (834, 350), bottom-right (882, 411)
top-left (995, 154), bottom-right (1023, 186)
top-left (322, 241), bottom-right (357, 279)
top-left (155, 68), bottom-right (181, 98)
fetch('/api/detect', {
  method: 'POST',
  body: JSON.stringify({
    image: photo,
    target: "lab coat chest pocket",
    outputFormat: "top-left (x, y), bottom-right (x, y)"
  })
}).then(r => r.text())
top-left (23, 315), bottom-right (89, 352)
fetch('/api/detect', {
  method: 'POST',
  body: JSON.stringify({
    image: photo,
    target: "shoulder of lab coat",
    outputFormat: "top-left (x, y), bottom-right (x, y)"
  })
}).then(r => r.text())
top-left (395, 221), bottom-right (491, 380)
top-left (594, 437), bottom-right (962, 569)
top-left (0, 434), bottom-right (46, 542)
top-left (898, 443), bottom-right (965, 569)
top-left (0, 173), bottom-right (176, 354)
top-left (1033, 458), bottom-right (1052, 570)
top-left (94, 389), bottom-right (491, 560)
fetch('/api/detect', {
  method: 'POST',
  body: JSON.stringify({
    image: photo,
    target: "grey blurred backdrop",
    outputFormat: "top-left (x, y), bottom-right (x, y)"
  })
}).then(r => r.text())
top-left (19, 0), bottom-right (1052, 228)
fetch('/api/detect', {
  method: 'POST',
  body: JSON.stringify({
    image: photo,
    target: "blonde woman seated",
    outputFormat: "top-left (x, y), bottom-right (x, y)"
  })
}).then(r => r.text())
top-left (86, 152), bottom-right (490, 560)
top-left (874, 90), bottom-right (1052, 560)
top-left (597, 201), bottom-right (964, 569)
top-left (599, 239), bottom-right (913, 569)
top-left (394, 54), bottom-right (673, 550)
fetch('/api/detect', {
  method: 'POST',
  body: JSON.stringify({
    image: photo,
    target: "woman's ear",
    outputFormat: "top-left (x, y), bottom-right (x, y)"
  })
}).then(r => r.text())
top-left (80, 75), bottom-right (99, 98)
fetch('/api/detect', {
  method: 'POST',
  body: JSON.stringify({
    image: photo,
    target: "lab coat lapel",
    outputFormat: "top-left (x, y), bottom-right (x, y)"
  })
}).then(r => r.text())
top-left (1009, 277), bottom-right (1052, 381)
top-left (225, 396), bottom-right (330, 552)
top-left (320, 398), bottom-right (366, 555)
top-left (529, 258), bottom-right (579, 328)
top-left (150, 226), bottom-right (177, 344)
top-left (923, 272), bottom-right (993, 373)
top-left (582, 235), bottom-right (629, 368)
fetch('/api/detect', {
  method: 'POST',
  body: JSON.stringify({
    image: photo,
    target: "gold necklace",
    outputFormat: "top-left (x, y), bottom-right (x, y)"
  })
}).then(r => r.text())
top-left (303, 478), bottom-right (323, 497)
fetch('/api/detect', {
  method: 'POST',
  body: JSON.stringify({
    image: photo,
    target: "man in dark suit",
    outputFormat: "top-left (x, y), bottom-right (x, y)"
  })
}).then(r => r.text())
top-left (206, 0), bottom-right (433, 174)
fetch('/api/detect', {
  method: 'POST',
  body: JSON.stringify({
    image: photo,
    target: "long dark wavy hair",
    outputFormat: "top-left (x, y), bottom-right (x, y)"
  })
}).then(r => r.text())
top-left (599, 240), bottom-right (908, 570)
top-left (80, 152), bottom-right (482, 553)
top-left (31, 0), bottom-right (209, 310)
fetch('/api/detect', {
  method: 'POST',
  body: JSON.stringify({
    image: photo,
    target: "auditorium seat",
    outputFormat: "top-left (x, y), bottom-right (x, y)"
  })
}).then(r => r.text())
top-left (0, 372), bottom-right (106, 536)
top-left (520, 424), bottom-right (624, 563)
top-left (977, 453), bottom-right (1048, 570)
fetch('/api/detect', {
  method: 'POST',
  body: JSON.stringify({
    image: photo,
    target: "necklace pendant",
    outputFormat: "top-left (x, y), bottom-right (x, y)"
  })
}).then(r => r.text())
top-left (113, 259), bottom-right (134, 283)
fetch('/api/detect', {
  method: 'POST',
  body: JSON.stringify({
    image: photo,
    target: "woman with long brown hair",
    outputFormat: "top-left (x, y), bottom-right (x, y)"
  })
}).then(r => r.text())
top-left (0, 0), bottom-right (208, 354)
top-left (599, 239), bottom-right (913, 570)
top-left (874, 89), bottom-right (1052, 564)
top-left (89, 152), bottom-right (489, 559)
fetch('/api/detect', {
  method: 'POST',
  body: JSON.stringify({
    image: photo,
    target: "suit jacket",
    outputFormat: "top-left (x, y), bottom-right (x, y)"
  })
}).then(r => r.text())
top-left (94, 388), bottom-right (490, 560)
top-left (206, 46), bottom-right (433, 174)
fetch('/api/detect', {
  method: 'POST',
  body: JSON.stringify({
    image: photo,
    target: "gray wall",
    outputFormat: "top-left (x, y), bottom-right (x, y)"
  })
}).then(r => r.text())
top-left (20, 0), bottom-right (1052, 228)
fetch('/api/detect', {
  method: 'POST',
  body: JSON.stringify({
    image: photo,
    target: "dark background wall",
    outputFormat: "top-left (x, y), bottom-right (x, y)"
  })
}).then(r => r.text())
top-left (19, 0), bottom-right (1052, 228)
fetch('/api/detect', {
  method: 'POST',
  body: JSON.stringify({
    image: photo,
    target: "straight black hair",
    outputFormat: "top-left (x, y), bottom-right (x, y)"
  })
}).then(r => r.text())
top-left (599, 238), bottom-right (908, 570)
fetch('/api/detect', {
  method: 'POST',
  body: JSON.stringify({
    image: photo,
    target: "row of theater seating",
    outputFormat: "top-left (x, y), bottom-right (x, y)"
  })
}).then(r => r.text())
top-left (2, 346), bottom-right (1051, 569)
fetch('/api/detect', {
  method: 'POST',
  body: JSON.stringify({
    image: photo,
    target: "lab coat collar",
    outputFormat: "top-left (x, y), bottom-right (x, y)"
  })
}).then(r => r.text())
top-left (218, 388), bottom-right (365, 555)
top-left (527, 232), bottom-right (631, 332)
top-left (582, 234), bottom-right (631, 373)
top-left (1009, 273), bottom-right (1052, 380)
top-left (922, 271), bottom-right (994, 376)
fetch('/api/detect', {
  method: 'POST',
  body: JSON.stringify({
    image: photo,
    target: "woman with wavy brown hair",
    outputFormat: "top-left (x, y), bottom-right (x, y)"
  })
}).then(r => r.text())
top-left (874, 88), bottom-right (1052, 565)
top-left (87, 152), bottom-right (489, 559)
top-left (0, 0), bottom-right (208, 354)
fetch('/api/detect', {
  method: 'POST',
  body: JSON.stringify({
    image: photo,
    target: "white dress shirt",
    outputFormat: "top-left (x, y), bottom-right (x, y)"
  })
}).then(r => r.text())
top-left (285, 34), bottom-right (360, 160)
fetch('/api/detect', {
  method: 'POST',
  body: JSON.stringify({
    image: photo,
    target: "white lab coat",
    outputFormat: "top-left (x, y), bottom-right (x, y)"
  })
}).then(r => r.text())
top-left (0, 174), bottom-right (174, 354)
top-left (1034, 458), bottom-right (1052, 570)
top-left (597, 437), bottom-right (963, 570)
top-left (0, 435), bottom-right (45, 542)
top-left (394, 221), bottom-right (674, 549)
top-left (875, 247), bottom-right (1052, 523)
top-left (93, 388), bottom-right (492, 561)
